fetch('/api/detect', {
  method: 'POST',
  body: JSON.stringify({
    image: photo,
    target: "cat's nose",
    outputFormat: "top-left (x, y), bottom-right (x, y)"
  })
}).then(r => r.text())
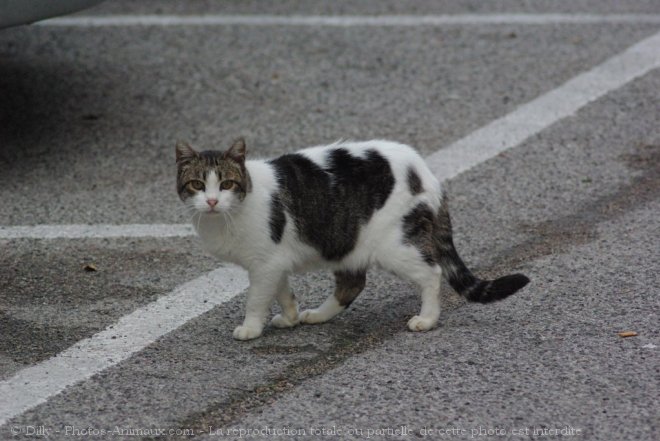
top-left (206, 198), bottom-right (218, 208)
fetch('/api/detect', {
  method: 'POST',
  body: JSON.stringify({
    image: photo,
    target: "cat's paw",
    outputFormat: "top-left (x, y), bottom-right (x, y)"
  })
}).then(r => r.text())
top-left (299, 309), bottom-right (327, 324)
top-left (407, 315), bottom-right (437, 332)
top-left (233, 325), bottom-right (263, 340)
top-left (271, 313), bottom-right (299, 329)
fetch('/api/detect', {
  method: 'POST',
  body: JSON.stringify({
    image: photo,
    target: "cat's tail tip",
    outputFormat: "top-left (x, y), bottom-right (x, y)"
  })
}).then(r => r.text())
top-left (465, 273), bottom-right (530, 304)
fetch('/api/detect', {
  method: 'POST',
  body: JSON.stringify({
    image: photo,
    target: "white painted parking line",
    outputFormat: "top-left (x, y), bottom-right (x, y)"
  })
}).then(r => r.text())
top-left (37, 13), bottom-right (660, 27)
top-left (1, 29), bottom-right (659, 427)
top-left (426, 30), bottom-right (660, 180)
top-left (0, 265), bottom-right (249, 427)
top-left (0, 224), bottom-right (192, 240)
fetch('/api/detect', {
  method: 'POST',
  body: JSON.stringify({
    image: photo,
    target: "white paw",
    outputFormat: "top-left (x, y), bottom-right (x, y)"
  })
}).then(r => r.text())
top-left (233, 325), bottom-right (263, 340)
top-left (407, 315), bottom-right (437, 332)
top-left (299, 309), bottom-right (326, 324)
top-left (271, 313), bottom-right (299, 328)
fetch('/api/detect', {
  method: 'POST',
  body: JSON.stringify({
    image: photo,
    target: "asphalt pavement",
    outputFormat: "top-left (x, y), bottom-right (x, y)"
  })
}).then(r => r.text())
top-left (0, 1), bottom-right (658, 440)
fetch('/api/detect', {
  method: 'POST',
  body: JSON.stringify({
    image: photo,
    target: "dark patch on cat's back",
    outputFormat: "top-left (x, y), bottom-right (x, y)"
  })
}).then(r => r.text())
top-left (326, 148), bottom-right (395, 211)
top-left (407, 166), bottom-right (423, 195)
top-left (269, 194), bottom-right (286, 243)
top-left (270, 148), bottom-right (395, 261)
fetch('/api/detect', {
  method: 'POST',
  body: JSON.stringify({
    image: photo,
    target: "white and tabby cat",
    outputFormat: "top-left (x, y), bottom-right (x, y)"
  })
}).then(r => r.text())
top-left (176, 138), bottom-right (529, 340)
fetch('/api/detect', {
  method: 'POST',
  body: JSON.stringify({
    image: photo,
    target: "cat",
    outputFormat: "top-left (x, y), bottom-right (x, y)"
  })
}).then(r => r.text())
top-left (176, 138), bottom-right (529, 340)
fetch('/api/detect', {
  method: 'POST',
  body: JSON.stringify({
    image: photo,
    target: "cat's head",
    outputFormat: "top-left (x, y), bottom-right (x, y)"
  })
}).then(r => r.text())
top-left (175, 138), bottom-right (252, 215)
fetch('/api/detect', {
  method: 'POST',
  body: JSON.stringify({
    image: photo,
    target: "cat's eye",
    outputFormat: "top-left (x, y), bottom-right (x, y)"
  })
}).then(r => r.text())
top-left (187, 180), bottom-right (205, 191)
top-left (220, 180), bottom-right (235, 191)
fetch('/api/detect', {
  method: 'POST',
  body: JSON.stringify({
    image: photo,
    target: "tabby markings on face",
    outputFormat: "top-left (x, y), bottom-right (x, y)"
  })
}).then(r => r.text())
top-left (176, 140), bottom-right (252, 214)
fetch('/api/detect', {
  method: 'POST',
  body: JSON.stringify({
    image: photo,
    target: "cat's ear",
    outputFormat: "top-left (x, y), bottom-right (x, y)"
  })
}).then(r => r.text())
top-left (175, 141), bottom-right (198, 164)
top-left (224, 138), bottom-right (247, 163)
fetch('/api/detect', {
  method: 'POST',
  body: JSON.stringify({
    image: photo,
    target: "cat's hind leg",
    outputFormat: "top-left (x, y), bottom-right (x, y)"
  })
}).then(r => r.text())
top-left (378, 244), bottom-right (443, 332)
top-left (271, 276), bottom-right (300, 328)
top-left (406, 266), bottom-right (442, 331)
top-left (299, 271), bottom-right (366, 324)
top-left (394, 202), bottom-right (445, 331)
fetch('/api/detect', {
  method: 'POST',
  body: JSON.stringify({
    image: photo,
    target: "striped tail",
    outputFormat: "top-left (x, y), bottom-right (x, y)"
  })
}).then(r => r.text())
top-left (445, 269), bottom-right (530, 303)
top-left (434, 195), bottom-right (530, 303)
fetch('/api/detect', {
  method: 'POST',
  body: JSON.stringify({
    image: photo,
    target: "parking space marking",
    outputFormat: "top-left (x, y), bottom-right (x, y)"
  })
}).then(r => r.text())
top-left (0, 224), bottom-right (193, 240)
top-left (426, 30), bottom-right (660, 179)
top-left (1, 28), bottom-right (660, 427)
top-left (37, 13), bottom-right (660, 27)
top-left (0, 265), bottom-right (248, 427)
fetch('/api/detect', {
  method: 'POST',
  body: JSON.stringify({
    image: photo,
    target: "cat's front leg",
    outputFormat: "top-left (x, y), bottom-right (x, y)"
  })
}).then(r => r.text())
top-left (270, 276), bottom-right (300, 328)
top-left (233, 270), bottom-right (281, 341)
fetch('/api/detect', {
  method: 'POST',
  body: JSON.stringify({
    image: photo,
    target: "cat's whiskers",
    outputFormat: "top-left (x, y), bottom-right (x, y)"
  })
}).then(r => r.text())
top-left (221, 210), bottom-right (237, 235)
top-left (194, 211), bottom-right (203, 233)
top-left (171, 203), bottom-right (195, 217)
top-left (173, 210), bottom-right (194, 221)
top-left (220, 213), bottom-right (231, 236)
